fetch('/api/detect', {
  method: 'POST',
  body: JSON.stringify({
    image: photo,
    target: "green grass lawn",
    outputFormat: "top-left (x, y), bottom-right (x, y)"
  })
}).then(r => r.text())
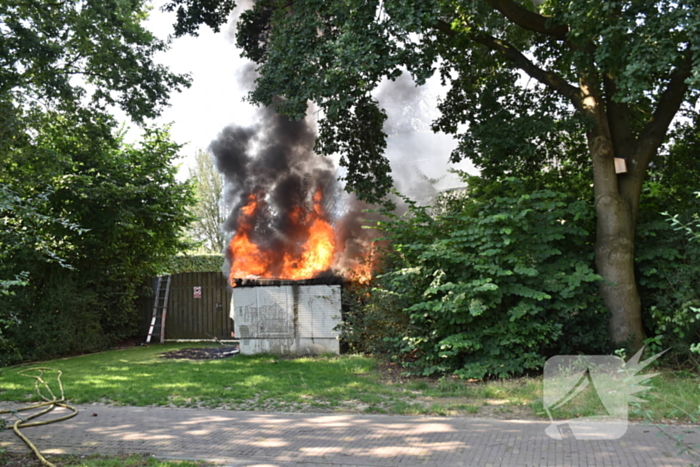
top-left (0, 344), bottom-right (390, 411)
top-left (0, 343), bottom-right (698, 423)
top-left (0, 452), bottom-right (208, 467)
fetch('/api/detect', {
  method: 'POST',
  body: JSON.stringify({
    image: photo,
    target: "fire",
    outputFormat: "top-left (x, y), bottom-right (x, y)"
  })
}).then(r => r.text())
top-left (350, 253), bottom-right (374, 284)
top-left (228, 194), bottom-right (274, 279)
top-left (228, 189), bottom-right (338, 285)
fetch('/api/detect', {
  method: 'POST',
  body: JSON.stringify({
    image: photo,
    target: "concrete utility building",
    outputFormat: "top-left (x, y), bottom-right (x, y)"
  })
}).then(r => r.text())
top-left (230, 280), bottom-right (342, 355)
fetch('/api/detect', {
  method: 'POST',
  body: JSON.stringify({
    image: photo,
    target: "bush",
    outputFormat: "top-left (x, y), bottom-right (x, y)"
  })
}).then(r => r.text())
top-left (2, 268), bottom-right (107, 365)
top-left (0, 116), bottom-right (194, 365)
top-left (161, 254), bottom-right (224, 274)
top-left (637, 191), bottom-right (700, 365)
top-left (346, 176), bottom-right (610, 379)
top-left (340, 273), bottom-right (410, 356)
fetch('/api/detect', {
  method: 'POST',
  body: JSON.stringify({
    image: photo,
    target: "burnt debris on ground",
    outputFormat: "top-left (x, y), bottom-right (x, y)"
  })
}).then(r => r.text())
top-left (159, 346), bottom-right (240, 360)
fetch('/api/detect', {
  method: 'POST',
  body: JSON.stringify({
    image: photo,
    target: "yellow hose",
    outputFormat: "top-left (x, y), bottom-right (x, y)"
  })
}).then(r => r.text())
top-left (0, 368), bottom-right (79, 467)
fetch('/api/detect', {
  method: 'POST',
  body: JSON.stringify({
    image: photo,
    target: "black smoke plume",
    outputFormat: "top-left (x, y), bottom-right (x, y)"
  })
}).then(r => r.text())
top-left (210, 105), bottom-right (346, 276)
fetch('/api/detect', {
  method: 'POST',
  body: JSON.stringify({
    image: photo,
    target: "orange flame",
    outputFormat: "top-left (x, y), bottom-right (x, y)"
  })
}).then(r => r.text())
top-left (350, 253), bottom-right (374, 284)
top-left (228, 189), bottom-right (337, 285)
top-left (228, 194), bottom-right (274, 280)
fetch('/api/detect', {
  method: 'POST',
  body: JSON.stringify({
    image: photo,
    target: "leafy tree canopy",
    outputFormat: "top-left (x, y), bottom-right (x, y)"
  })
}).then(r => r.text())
top-left (0, 0), bottom-right (191, 123)
top-left (162, 0), bottom-right (699, 203)
top-left (0, 0), bottom-right (197, 361)
top-left (0, 110), bottom-right (195, 363)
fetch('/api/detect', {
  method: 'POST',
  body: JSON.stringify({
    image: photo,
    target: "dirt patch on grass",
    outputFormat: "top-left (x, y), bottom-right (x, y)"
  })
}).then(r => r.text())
top-left (367, 360), bottom-right (542, 419)
top-left (374, 360), bottom-right (433, 384)
top-left (158, 346), bottom-right (240, 360)
top-left (167, 394), bottom-right (540, 419)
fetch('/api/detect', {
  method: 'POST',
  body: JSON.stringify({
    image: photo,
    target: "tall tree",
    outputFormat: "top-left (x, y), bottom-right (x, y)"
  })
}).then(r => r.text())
top-left (1, 0), bottom-right (194, 273)
top-left (0, 111), bottom-right (195, 363)
top-left (188, 149), bottom-right (227, 253)
top-left (0, 0), bottom-right (196, 361)
top-left (168, 0), bottom-right (699, 349)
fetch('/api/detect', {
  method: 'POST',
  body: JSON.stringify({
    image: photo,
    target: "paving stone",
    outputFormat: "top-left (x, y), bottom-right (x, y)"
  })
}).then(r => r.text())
top-left (0, 404), bottom-right (697, 466)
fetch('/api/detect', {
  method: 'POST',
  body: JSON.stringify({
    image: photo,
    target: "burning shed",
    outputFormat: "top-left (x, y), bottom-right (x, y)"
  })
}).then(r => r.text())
top-left (212, 110), bottom-right (376, 355)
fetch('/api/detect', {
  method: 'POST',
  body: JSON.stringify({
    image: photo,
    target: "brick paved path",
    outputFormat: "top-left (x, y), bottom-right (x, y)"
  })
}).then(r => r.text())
top-left (1, 404), bottom-right (698, 466)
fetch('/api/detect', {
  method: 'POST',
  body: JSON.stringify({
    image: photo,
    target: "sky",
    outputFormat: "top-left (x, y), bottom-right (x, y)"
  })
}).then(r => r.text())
top-left (127, 3), bottom-right (255, 173)
top-left (133, 1), bottom-right (474, 194)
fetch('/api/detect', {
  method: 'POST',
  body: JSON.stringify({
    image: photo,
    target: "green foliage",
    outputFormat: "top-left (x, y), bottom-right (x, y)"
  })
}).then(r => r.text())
top-left (340, 277), bottom-right (410, 356)
top-left (0, 0), bottom-right (196, 364)
top-left (665, 192), bottom-right (700, 244)
top-left (0, 0), bottom-right (190, 123)
top-left (0, 113), bottom-right (194, 365)
top-left (164, 0), bottom-right (238, 37)
top-left (0, 184), bottom-right (84, 352)
top-left (206, 0), bottom-right (699, 204)
top-left (5, 269), bottom-right (106, 363)
top-left (636, 118), bottom-right (700, 365)
top-left (162, 255), bottom-right (224, 275)
top-left (358, 177), bottom-right (609, 379)
top-left (637, 212), bottom-right (700, 364)
top-left (0, 185), bottom-right (83, 269)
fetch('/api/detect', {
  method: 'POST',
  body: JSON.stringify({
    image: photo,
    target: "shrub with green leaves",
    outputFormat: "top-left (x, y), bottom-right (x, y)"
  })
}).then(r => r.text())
top-left (637, 226), bottom-right (700, 364)
top-left (340, 275), bottom-right (410, 356)
top-left (637, 189), bottom-right (700, 364)
top-left (366, 176), bottom-right (609, 379)
top-left (0, 113), bottom-right (194, 366)
top-left (161, 254), bottom-right (224, 274)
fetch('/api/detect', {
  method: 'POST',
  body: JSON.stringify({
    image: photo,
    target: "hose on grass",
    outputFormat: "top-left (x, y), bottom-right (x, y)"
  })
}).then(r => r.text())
top-left (0, 368), bottom-right (78, 467)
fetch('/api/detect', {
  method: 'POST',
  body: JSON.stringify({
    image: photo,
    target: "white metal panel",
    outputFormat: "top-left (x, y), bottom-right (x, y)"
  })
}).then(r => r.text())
top-left (299, 338), bottom-right (339, 354)
top-left (298, 285), bottom-right (341, 338)
top-left (316, 285), bottom-right (341, 337)
top-left (232, 287), bottom-right (257, 339)
top-left (231, 284), bottom-right (342, 355)
top-left (297, 286), bottom-right (314, 338)
top-left (232, 287), bottom-right (257, 354)
top-left (254, 286), bottom-right (292, 338)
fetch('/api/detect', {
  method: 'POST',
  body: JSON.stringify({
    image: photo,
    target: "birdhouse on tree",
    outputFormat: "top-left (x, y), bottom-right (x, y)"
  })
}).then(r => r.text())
top-left (614, 158), bottom-right (627, 174)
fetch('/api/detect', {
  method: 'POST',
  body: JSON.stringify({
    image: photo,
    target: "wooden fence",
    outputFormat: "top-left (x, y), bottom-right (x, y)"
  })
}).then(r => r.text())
top-left (139, 272), bottom-right (233, 340)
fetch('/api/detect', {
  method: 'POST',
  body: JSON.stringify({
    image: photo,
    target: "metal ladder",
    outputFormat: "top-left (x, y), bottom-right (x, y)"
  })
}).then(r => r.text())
top-left (146, 275), bottom-right (171, 343)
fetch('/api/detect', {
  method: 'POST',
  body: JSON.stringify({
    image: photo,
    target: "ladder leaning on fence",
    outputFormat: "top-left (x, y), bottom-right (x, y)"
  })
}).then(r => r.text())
top-left (146, 275), bottom-right (171, 344)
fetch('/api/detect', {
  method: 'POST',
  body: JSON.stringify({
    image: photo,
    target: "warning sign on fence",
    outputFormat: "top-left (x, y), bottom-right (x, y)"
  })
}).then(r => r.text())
top-left (193, 286), bottom-right (201, 298)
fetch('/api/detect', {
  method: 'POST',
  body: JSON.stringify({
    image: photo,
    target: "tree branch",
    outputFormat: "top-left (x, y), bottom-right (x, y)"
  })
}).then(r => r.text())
top-left (474, 34), bottom-right (580, 104)
top-left (434, 21), bottom-right (582, 108)
top-left (484, 0), bottom-right (568, 40)
top-left (602, 74), bottom-right (634, 159)
top-left (638, 49), bottom-right (694, 162)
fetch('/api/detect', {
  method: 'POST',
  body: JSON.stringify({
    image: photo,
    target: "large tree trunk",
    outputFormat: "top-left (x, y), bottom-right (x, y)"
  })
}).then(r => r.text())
top-left (590, 136), bottom-right (646, 350)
